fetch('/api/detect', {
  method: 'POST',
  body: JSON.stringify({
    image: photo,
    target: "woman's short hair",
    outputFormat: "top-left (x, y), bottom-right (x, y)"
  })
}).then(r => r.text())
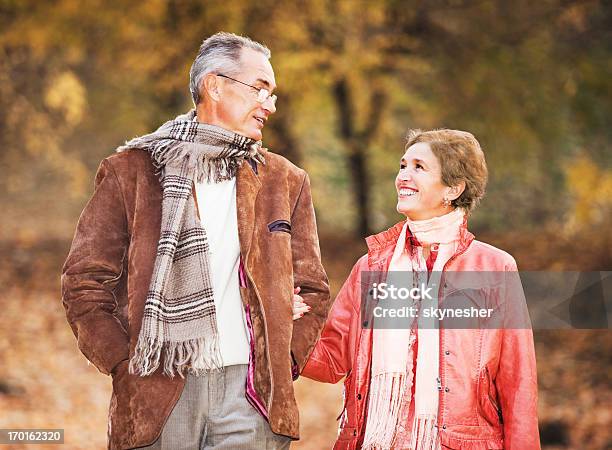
top-left (405, 129), bottom-right (488, 213)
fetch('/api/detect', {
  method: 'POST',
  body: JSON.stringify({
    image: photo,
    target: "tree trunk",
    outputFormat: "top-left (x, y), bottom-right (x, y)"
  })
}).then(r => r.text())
top-left (333, 77), bottom-right (386, 238)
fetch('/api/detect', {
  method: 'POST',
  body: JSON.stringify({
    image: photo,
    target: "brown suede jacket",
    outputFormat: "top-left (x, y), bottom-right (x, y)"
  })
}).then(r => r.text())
top-left (61, 148), bottom-right (331, 449)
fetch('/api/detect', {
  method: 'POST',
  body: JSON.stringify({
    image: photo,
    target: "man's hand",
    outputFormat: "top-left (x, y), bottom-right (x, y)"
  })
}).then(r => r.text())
top-left (292, 287), bottom-right (311, 320)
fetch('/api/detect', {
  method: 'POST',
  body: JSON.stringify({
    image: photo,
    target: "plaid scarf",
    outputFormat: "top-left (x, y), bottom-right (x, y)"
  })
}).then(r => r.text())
top-left (117, 109), bottom-right (264, 377)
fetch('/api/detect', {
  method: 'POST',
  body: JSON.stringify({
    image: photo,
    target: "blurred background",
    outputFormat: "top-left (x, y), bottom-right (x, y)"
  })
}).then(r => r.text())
top-left (0, 0), bottom-right (610, 449)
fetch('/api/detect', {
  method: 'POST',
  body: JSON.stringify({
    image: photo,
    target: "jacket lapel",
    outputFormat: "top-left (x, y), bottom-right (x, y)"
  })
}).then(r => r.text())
top-left (236, 159), bottom-right (262, 259)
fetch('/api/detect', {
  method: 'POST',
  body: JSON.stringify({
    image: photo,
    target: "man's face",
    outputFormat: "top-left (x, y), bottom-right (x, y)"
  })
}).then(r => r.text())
top-left (215, 48), bottom-right (277, 140)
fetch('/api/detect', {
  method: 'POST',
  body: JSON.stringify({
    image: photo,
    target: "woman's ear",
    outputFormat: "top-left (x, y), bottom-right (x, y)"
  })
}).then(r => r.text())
top-left (202, 73), bottom-right (221, 102)
top-left (446, 181), bottom-right (466, 201)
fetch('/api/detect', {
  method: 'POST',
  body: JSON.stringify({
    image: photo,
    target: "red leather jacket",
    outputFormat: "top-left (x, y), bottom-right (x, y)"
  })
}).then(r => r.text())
top-left (302, 221), bottom-right (540, 450)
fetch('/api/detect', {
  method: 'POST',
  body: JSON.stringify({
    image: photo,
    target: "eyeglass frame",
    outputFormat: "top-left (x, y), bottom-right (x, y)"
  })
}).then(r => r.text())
top-left (216, 74), bottom-right (277, 105)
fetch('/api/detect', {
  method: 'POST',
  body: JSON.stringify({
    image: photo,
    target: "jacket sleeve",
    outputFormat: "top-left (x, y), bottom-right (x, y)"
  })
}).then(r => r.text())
top-left (61, 159), bottom-right (130, 376)
top-left (301, 256), bottom-right (364, 384)
top-left (288, 172), bottom-right (331, 373)
top-left (496, 259), bottom-right (541, 449)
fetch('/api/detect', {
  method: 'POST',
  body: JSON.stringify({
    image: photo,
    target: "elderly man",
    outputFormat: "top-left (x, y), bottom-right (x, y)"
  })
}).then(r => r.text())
top-left (62, 32), bottom-right (330, 450)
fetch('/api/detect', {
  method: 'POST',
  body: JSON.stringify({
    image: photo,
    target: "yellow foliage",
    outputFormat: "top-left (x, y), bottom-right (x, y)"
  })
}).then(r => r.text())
top-left (564, 153), bottom-right (612, 229)
top-left (44, 71), bottom-right (86, 126)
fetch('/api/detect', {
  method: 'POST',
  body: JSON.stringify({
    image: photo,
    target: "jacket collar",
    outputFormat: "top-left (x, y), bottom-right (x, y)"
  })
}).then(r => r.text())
top-left (365, 215), bottom-right (475, 268)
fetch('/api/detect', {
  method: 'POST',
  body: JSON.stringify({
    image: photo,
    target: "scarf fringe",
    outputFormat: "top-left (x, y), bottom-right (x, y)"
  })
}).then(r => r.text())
top-left (409, 415), bottom-right (441, 450)
top-left (362, 372), bottom-right (408, 450)
top-left (129, 335), bottom-right (223, 378)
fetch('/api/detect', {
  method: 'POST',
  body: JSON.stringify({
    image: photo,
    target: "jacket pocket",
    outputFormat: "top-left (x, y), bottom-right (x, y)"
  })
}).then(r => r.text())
top-left (477, 366), bottom-right (503, 427)
top-left (337, 372), bottom-right (353, 422)
top-left (268, 219), bottom-right (291, 234)
top-left (111, 359), bottom-right (129, 381)
top-left (337, 425), bottom-right (357, 442)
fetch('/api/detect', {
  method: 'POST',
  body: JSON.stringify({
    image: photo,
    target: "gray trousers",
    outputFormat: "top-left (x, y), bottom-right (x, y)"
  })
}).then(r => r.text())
top-left (138, 364), bottom-right (291, 450)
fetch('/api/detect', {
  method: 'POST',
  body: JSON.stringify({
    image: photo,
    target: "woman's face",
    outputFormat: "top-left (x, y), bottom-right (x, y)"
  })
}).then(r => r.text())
top-left (395, 142), bottom-right (454, 221)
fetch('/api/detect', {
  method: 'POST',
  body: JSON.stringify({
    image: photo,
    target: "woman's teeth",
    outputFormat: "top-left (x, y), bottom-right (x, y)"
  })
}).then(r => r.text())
top-left (399, 188), bottom-right (417, 197)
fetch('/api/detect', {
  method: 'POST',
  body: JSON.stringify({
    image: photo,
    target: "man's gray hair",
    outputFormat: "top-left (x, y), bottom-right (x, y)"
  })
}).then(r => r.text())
top-left (189, 32), bottom-right (271, 106)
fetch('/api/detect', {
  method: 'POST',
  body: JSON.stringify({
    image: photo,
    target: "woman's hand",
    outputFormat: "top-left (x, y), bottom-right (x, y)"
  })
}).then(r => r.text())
top-left (292, 286), bottom-right (311, 320)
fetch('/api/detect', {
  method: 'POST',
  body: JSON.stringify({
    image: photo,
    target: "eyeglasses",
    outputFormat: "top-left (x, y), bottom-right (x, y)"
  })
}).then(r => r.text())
top-left (217, 74), bottom-right (277, 105)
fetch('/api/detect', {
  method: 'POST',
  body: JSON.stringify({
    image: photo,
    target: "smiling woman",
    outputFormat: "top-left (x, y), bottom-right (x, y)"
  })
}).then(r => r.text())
top-left (396, 129), bottom-right (488, 222)
top-left (302, 128), bottom-right (540, 450)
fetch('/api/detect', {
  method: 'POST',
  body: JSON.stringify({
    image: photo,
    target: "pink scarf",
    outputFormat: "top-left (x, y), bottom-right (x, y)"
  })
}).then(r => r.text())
top-left (362, 209), bottom-right (464, 450)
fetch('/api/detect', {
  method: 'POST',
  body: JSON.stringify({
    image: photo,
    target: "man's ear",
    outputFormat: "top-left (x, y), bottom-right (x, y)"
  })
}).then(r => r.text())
top-left (202, 73), bottom-right (221, 102)
top-left (446, 181), bottom-right (466, 201)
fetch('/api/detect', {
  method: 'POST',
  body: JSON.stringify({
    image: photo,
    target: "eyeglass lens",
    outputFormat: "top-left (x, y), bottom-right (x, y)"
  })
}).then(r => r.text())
top-left (257, 89), bottom-right (277, 105)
